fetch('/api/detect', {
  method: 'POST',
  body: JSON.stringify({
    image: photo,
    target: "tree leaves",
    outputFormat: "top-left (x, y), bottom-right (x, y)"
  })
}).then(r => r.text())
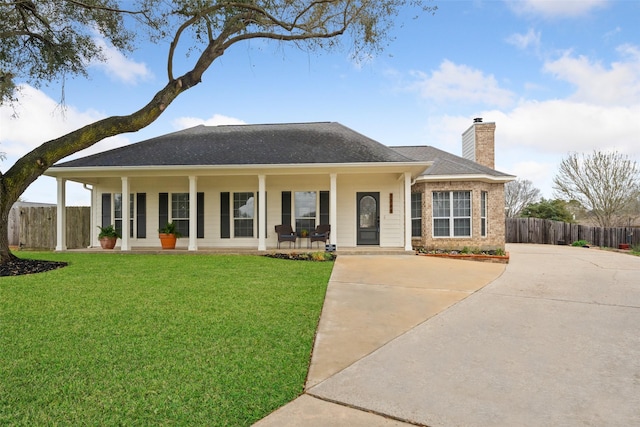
top-left (553, 150), bottom-right (640, 227)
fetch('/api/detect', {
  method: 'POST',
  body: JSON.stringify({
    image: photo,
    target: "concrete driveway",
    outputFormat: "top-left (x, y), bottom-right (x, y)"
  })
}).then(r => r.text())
top-left (256, 244), bottom-right (640, 426)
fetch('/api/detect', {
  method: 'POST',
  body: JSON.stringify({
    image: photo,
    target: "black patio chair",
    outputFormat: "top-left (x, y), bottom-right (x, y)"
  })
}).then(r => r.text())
top-left (309, 224), bottom-right (331, 249)
top-left (275, 224), bottom-right (297, 248)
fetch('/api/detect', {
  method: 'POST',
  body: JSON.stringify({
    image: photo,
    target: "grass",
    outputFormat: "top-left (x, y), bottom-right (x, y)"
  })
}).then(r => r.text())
top-left (0, 252), bottom-right (333, 426)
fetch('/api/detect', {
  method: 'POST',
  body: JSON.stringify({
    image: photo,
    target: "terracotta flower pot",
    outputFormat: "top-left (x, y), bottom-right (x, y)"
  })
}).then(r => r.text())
top-left (99, 236), bottom-right (117, 249)
top-left (159, 233), bottom-right (177, 249)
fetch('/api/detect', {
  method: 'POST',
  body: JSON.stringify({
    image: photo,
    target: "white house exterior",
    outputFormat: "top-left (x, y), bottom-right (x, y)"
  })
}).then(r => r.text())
top-left (45, 120), bottom-right (515, 252)
top-left (45, 122), bottom-right (430, 251)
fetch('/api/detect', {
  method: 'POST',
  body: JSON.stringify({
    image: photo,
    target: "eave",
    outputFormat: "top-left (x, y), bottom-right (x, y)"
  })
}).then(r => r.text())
top-left (415, 173), bottom-right (516, 184)
top-left (44, 161), bottom-right (432, 184)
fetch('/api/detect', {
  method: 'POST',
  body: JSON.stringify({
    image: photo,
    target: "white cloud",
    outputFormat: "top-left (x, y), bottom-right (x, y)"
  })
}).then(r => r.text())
top-left (420, 98), bottom-right (640, 198)
top-left (172, 114), bottom-right (247, 129)
top-left (543, 45), bottom-right (640, 106)
top-left (506, 28), bottom-right (541, 51)
top-left (408, 60), bottom-right (515, 108)
top-left (0, 84), bottom-right (131, 160)
top-left (0, 85), bottom-right (103, 157)
top-left (91, 38), bottom-right (153, 84)
top-left (486, 100), bottom-right (640, 155)
top-left (506, 0), bottom-right (609, 18)
top-left (0, 84), bottom-right (131, 204)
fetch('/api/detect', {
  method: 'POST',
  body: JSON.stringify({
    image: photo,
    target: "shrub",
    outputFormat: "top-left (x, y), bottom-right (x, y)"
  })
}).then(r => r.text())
top-left (571, 240), bottom-right (590, 247)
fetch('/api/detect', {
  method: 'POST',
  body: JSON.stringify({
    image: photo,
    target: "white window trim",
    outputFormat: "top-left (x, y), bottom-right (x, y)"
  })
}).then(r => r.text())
top-left (171, 192), bottom-right (190, 236)
top-left (432, 191), bottom-right (472, 238)
top-left (481, 191), bottom-right (488, 237)
top-left (233, 191), bottom-right (255, 238)
top-left (411, 192), bottom-right (422, 237)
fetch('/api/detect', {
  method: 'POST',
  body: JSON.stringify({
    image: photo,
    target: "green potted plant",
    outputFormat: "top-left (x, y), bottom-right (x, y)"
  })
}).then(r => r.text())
top-left (158, 222), bottom-right (182, 249)
top-left (97, 224), bottom-right (120, 249)
top-left (300, 229), bottom-right (309, 238)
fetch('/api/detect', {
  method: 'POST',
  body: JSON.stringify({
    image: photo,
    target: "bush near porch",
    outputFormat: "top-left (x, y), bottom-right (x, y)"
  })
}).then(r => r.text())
top-left (0, 252), bottom-right (332, 425)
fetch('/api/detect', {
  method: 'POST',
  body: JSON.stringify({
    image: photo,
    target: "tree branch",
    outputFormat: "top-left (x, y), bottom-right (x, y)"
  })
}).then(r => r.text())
top-left (66, 0), bottom-right (148, 16)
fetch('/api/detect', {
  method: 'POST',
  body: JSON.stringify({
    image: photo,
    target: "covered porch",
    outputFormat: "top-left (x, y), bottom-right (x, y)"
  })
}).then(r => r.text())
top-left (49, 166), bottom-right (425, 253)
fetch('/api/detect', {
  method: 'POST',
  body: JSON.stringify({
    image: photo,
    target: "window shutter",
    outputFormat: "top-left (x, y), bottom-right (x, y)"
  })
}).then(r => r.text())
top-left (220, 192), bottom-right (230, 239)
top-left (101, 193), bottom-right (111, 228)
top-left (320, 191), bottom-right (329, 225)
top-left (136, 193), bottom-right (146, 238)
top-left (281, 191), bottom-right (291, 226)
top-left (158, 193), bottom-right (169, 231)
top-left (197, 192), bottom-right (204, 239)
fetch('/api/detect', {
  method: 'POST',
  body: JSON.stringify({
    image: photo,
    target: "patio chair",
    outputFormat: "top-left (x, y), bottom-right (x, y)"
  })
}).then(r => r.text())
top-left (309, 224), bottom-right (331, 248)
top-left (275, 224), bottom-right (297, 248)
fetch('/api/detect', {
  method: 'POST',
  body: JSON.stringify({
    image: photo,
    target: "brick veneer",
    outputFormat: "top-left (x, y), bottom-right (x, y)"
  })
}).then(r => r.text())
top-left (474, 122), bottom-right (496, 169)
top-left (411, 180), bottom-right (506, 251)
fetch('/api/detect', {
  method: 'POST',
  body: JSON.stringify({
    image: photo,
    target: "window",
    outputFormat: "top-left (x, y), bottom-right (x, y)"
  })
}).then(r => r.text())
top-left (411, 193), bottom-right (422, 237)
top-left (481, 191), bottom-right (488, 237)
top-left (129, 194), bottom-right (135, 238)
top-left (172, 193), bottom-right (190, 237)
top-left (234, 192), bottom-right (254, 237)
top-left (294, 191), bottom-right (316, 235)
top-left (104, 193), bottom-right (146, 238)
top-left (432, 191), bottom-right (471, 237)
top-left (114, 193), bottom-right (123, 237)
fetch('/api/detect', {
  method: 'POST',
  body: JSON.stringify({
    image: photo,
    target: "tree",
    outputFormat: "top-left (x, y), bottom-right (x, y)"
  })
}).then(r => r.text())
top-left (504, 178), bottom-right (541, 218)
top-left (553, 150), bottom-right (640, 227)
top-left (521, 198), bottom-right (574, 223)
top-left (0, 0), bottom-right (436, 263)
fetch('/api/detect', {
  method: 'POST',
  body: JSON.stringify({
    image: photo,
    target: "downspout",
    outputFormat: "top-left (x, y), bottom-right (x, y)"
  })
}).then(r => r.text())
top-left (84, 184), bottom-right (94, 248)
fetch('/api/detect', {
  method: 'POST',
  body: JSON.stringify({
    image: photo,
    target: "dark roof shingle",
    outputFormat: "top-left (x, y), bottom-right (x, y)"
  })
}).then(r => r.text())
top-left (53, 122), bottom-right (414, 168)
top-left (392, 145), bottom-right (514, 178)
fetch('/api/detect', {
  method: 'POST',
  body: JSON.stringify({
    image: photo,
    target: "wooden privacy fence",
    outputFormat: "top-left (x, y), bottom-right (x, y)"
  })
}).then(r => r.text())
top-left (16, 206), bottom-right (90, 250)
top-left (506, 218), bottom-right (639, 248)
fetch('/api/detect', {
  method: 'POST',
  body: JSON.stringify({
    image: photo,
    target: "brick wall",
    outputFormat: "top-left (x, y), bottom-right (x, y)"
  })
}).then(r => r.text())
top-left (474, 122), bottom-right (496, 169)
top-left (411, 180), bottom-right (506, 250)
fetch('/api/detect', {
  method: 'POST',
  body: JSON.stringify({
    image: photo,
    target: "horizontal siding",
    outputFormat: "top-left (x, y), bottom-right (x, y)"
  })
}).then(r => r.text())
top-left (94, 173), bottom-right (411, 249)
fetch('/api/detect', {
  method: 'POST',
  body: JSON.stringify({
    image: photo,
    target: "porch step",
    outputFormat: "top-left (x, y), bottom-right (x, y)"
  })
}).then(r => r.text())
top-left (334, 248), bottom-right (414, 256)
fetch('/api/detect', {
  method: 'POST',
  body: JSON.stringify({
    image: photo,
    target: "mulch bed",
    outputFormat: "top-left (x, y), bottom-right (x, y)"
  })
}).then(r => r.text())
top-left (0, 258), bottom-right (68, 277)
top-left (264, 252), bottom-right (336, 261)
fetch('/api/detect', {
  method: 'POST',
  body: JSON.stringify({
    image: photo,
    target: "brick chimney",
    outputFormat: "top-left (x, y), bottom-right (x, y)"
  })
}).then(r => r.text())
top-left (461, 118), bottom-right (495, 169)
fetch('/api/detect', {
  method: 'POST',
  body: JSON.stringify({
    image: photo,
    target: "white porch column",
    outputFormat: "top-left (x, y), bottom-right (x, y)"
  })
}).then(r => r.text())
top-left (189, 176), bottom-right (198, 251)
top-left (121, 177), bottom-right (130, 251)
top-left (330, 173), bottom-right (337, 246)
top-left (404, 172), bottom-right (412, 251)
top-left (55, 177), bottom-right (67, 251)
top-left (258, 174), bottom-right (266, 251)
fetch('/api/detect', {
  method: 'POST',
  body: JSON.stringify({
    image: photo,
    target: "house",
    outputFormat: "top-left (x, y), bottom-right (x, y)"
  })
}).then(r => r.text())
top-left (396, 118), bottom-right (515, 251)
top-left (44, 120), bottom-right (515, 252)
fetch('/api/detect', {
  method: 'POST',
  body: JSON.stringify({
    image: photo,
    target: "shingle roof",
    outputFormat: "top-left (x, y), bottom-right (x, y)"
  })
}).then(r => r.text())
top-left (52, 122), bottom-right (415, 168)
top-left (391, 145), bottom-right (514, 178)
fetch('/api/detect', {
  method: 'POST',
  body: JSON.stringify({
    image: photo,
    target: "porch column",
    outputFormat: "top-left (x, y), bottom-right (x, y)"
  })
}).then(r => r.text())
top-left (404, 172), bottom-right (412, 251)
top-left (330, 173), bottom-right (337, 246)
top-left (189, 176), bottom-right (198, 251)
top-left (121, 177), bottom-right (130, 251)
top-left (258, 174), bottom-right (266, 251)
top-left (55, 177), bottom-right (67, 251)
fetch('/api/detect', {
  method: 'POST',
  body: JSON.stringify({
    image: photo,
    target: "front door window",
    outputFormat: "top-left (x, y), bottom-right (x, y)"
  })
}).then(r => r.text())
top-left (357, 192), bottom-right (379, 245)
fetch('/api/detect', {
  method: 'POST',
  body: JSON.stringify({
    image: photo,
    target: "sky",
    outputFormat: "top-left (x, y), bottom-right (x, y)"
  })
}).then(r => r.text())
top-left (1, 0), bottom-right (639, 206)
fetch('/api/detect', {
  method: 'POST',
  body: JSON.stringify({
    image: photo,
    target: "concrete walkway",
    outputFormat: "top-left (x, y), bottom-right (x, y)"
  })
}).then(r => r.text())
top-left (255, 244), bottom-right (640, 426)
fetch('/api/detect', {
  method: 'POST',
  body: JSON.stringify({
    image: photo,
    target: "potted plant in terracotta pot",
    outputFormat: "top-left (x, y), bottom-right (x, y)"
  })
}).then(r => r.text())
top-left (97, 224), bottom-right (120, 249)
top-left (158, 222), bottom-right (182, 249)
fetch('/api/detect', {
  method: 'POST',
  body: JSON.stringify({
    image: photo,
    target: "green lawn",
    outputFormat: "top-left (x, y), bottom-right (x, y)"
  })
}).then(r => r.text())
top-left (0, 252), bottom-right (333, 426)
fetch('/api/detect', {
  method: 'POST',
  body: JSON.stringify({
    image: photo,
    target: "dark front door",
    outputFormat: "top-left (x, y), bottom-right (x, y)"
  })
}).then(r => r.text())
top-left (357, 192), bottom-right (379, 245)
